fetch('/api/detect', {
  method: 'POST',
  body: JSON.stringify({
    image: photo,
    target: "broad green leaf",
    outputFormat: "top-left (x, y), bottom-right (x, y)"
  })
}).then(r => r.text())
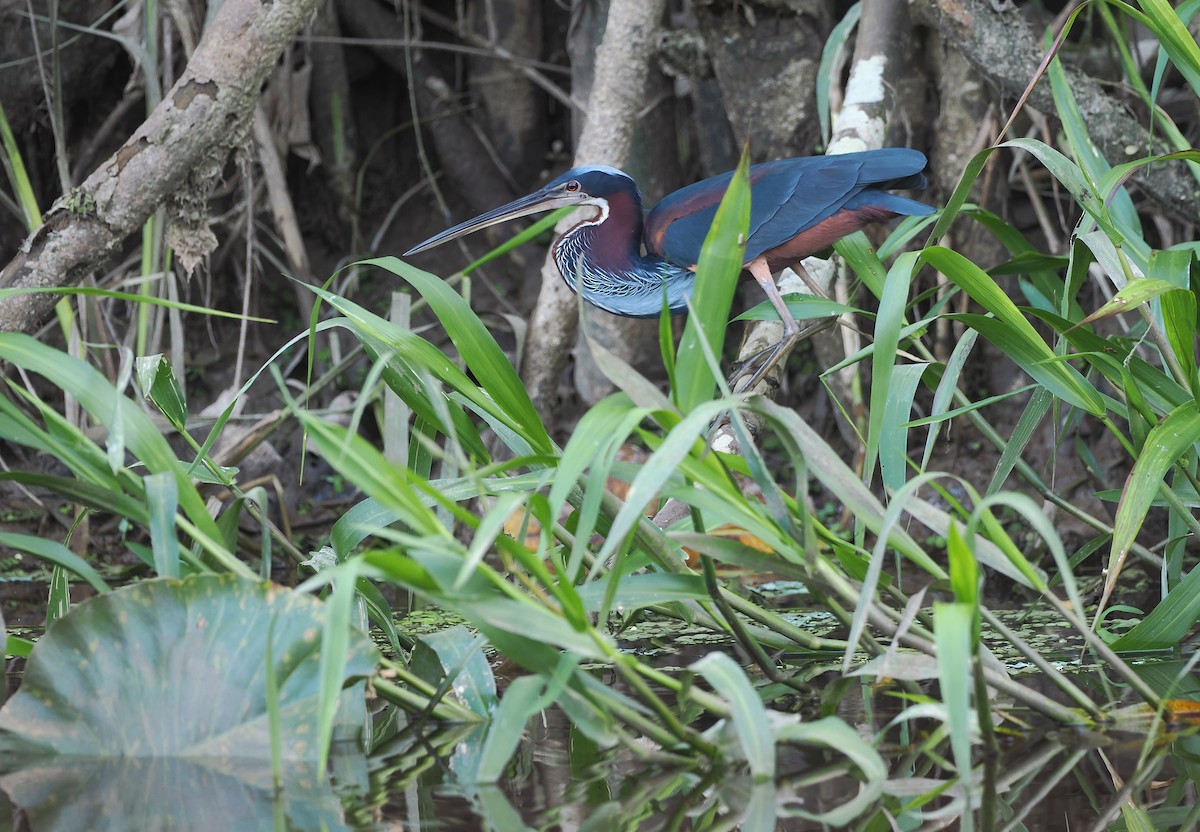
top-left (0, 574), bottom-right (378, 759)
top-left (0, 756), bottom-right (346, 831)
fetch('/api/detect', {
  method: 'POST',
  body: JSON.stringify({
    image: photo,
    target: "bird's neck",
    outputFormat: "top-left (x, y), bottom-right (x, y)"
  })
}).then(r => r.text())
top-left (553, 190), bottom-right (694, 318)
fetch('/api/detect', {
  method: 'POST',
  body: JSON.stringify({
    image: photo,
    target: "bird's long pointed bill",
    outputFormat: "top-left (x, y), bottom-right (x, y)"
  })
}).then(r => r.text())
top-left (404, 190), bottom-right (580, 256)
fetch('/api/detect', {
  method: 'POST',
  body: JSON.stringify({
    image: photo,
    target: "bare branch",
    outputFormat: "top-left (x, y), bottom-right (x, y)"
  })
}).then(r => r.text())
top-left (520, 0), bottom-right (668, 412)
top-left (0, 0), bottom-right (322, 333)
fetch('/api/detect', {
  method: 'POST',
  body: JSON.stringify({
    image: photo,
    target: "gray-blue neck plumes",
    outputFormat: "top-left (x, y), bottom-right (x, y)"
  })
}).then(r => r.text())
top-left (551, 177), bottom-right (694, 319)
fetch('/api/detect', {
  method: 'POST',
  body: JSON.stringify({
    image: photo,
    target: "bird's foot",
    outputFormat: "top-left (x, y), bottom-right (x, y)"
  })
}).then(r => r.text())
top-left (727, 344), bottom-right (785, 395)
top-left (725, 315), bottom-right (838, 394)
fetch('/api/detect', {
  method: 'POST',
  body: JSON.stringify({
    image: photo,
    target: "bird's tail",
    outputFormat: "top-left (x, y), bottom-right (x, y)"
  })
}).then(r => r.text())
top-left (846, 189), bottom-right (936, 217)
top-left (881, 172), bottom-right (929, 191)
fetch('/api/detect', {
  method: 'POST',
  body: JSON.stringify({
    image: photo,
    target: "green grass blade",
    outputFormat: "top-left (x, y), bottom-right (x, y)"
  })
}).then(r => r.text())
top-left (0, 472), bottom-right (148, 525)
top-left (0, 531), bottom-right (110, 594)
top-left (1106, 402), bottom-right (1200, 619)
top-left (476, 674), bottom-right (552, 782)
top-left (1047, 32), bottom-right (1141, 236)
top-left (293, 408), bottom-right (447, 539)
top-left (878, 363), bottom-right (927, 493)
top-left (865, 251), bottom-right (917, 488)
top-left (987, 387), bottom-right (1053, 495)
top-left (692, 651), bottom-right (774, 779)
top-left (0, 98), bottom-right (41, 231)
top-left (674, 147), bottom-right (750, 411)
top-left (751, 399), bottom-right (939, 572)
top-left (817, 3), bottom-right (861, 145)
top-left (136, 355), bottom-right (188, 433)
top-left (1160, 287), bottom-right (1199, 402)
top-left (925, 245), bottom-right (1104, 415)
top-left (46, 565), bottom-right (70, 628)
top-left (0, 334), bottom-right (242, 576)
top-left (316, 558), bottom-right (361, 770)
top-left (935, 600), bottom-right (976, 831)
top-left (949, 312), bottom-right (1103, 416)
top-left (1111, 551), bottom-right (1200, 650)
top-left (594, 400), bottom-right (729, 572)
top-left (0, 286), bottom-right (273, 322)
top-left (358, 257), bottom-right (553, 455)
top-left (771, 717), bottom-right (887, 824)
top-left (145, 472), bottom-right (180, 579)
top-left (1124, 0), bottom-right (1200, 95)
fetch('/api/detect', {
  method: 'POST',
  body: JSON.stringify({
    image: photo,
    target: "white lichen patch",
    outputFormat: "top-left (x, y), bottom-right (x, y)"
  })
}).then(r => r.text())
top-left (843, 54), bottom-right (888, 107)
top-left (829, 54), bottom-right (890, 153)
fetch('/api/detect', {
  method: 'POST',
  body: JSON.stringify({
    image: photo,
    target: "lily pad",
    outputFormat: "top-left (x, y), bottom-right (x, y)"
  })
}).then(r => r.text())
top-left (0, 756), bottom-right (347, 832)
top-left (0, 573), bottom-right (377, 760)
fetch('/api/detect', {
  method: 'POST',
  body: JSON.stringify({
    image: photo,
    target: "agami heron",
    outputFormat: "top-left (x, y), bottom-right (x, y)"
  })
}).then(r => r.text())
top-left (406, 148), bottom-right (934, 388)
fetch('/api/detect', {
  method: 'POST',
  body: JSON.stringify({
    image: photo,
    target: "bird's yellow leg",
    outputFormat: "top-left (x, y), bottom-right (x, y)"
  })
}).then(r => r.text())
top-left (727, 258), bottom-right (833, 393)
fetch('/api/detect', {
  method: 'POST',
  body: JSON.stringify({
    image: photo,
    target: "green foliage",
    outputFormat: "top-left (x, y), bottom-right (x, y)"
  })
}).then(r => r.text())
top-left (0, 574), bottom-right (377, 759)
top-left (0, 3), bottom-right (1197, 827)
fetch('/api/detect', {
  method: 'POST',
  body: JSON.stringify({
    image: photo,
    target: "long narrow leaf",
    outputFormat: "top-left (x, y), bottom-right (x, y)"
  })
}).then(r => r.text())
top-left (674, 148), bottom-right (750, 411)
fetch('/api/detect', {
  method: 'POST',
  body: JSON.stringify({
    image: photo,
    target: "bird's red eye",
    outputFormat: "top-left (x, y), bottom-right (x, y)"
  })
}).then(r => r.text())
top-left (565, 180), bottom-right (580, 192)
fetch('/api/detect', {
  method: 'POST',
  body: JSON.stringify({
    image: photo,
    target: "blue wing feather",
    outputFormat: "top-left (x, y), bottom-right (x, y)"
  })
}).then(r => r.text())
top-left (645, 149), bottom-right (930, 268)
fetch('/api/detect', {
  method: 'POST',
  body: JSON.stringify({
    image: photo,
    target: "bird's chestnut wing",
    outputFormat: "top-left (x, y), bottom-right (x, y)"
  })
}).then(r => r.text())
top-left (644, 159), bottom-right (860, 267)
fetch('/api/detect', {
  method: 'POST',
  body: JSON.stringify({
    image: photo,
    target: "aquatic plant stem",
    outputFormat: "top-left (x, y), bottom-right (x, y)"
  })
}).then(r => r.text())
top-left (1039, 592), bottom-right (1162, 711)
top-left (810, 558), bottom-right (1084, 723)
top-left (702, 553), bottom-right (812, 695)
top-left (596, 636), bottom-right (720, 757)
top-left (980, 609), bottom-right (1103, 720)
top-left (372, 675), bottom-right (480, 723)
top-left (907, 340), bottom-right (1163, 567)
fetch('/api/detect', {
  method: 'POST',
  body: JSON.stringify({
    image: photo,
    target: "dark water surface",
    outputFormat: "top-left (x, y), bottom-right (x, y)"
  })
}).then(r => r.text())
top-left (3, 668), bottom-right (1195, 831)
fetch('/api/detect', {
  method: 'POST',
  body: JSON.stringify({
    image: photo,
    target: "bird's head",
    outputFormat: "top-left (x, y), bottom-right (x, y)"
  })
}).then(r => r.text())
top-left (405, 165), bottom-right (638, 256)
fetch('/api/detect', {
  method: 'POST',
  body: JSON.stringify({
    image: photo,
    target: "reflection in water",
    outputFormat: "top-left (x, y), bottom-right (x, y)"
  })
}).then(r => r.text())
top-left (343, 693), bottom-right (1198, 831)
top-left (0, 756), bottom-right (345, 832)
top-left (3, 677), bottom-right (1197, 829)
